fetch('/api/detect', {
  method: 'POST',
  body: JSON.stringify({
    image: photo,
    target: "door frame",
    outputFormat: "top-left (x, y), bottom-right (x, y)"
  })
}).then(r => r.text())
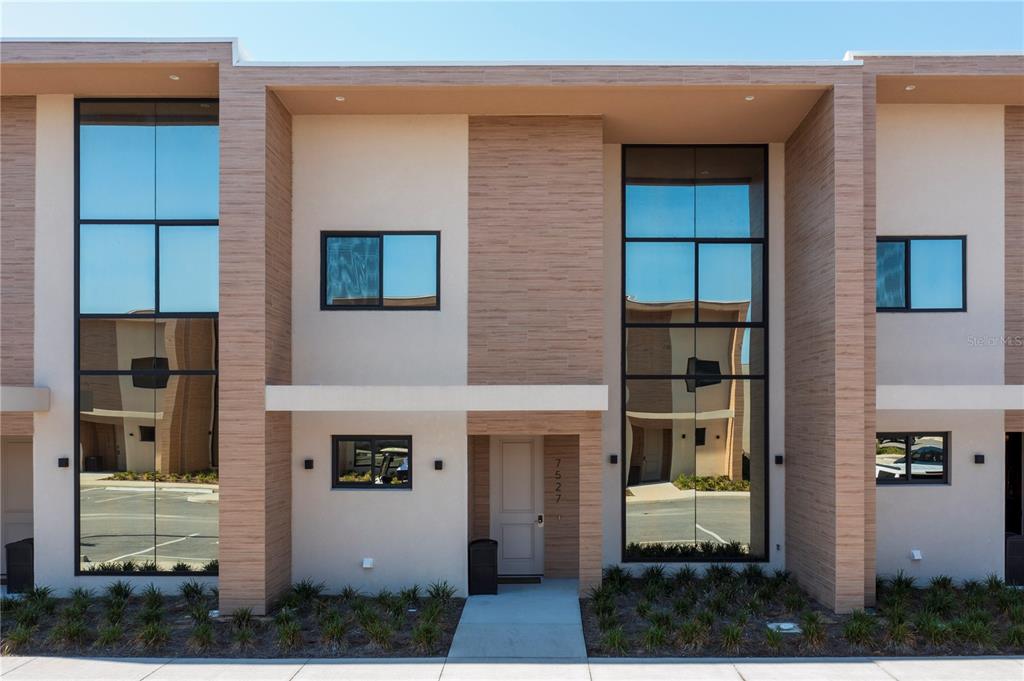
top-left (489, 435), bottom-right (544, 576)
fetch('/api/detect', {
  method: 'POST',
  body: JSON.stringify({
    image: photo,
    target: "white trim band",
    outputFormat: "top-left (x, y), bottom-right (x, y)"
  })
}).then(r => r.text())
top-left (0, 385), bottom-right (50, 412)
top-left (266, 384), bottom-right (609, 412)
top-left (877, 385), bottom-right (1024, 411)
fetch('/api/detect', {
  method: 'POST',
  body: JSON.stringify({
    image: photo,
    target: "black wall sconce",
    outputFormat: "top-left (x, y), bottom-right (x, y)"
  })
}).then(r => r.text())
top-left (58, 457), bottom-right (69, 468)
top-left (434, 459), bottom-right (444, 471)
top-left (303, 459), bottom-right (314, 470)
top-left (774, 455), bottom-right (784, 465)
top-left (974, 454), bottom-right (985, 464)
top-left (609, 454), bottom-right (619, 465)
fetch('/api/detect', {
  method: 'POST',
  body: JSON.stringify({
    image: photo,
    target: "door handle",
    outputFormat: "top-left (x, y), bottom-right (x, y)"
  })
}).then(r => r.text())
top-left (536, 514), bottom-right (544, 526)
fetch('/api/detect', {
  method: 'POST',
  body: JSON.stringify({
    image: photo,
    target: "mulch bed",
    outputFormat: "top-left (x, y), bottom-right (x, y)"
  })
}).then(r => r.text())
top-left (1, 581), bottom-right (464, 658)
top-left (581, 565), bottom-right (1024, 657)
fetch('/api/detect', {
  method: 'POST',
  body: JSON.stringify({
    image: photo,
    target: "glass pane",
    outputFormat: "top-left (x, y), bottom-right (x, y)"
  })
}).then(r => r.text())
top-left (158, 225), bottom-right (219, 312)
top-left (383, 234), bottom-right (438, 308)
top-left (325, 236), bottom-right (380, 306)
top-left (155, 102), bottom-right (219, 219)
top-left (910, 434), bottom-right (946, 481)
top-left (876, 435), bottom-right (907, 481)
top-left (624, 379), bottom-right (697, 558)
top-left (80, 317), bottom-right (155, 371)
top-left (335, 439), bottom-right (374, 485)
top-left (625, 242), bottom-right (695, 322)
top-left (79, 101), bottom-right (156, 220)
top-left (624, 146), bottom-right (695, 181)
top-left (156, 317), bottom-right (217, 371)
top-left (910, 239), bottom-right (963, 310)
top-left (695, 147), bottom-right (765, 237)
top-left (78, 374), bottom-right (156, 572)
top-left (696, 327), bottom-right (765, 377)
top-left (80, 224), bottom-right (155, 314)
top-left (625, 327), bottom-right (694, 377)
top-left (693, 378), bottom-right (763, 557)
top-left (625, 184), bottom-right (694, 238)
top-left (698, 242), bottom-right (763, 322)
top-left (876, 241), bottom-right (907, 308)
top-left (375, 438), bottom-right (412, 487)
top-left (154, 375), bottom-right (218, 572)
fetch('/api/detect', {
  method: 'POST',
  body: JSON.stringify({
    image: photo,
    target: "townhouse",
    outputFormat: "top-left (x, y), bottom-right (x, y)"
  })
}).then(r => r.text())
top-left (0, 40), bottom-right (1021, 615)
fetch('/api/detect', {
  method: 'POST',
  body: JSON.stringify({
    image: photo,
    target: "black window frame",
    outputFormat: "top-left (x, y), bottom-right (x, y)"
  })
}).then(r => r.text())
top-left (74, 97), bottom-right (220, 578)
top-left (320, 231), bottom-right (441, 311)
top-left (331, 435), bottom-right (413, 490)
top-left (620, 144), bottom-right (770, 564)
top-left (876, 236), bottom-right (967, 313)
top-left (875, 432), bottom-right (950, 485)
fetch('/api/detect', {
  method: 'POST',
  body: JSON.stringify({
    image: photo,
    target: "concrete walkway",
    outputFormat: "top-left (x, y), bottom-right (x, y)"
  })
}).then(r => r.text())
top-left (448, 579), bottom-right (587, 659)
top-left (3, 656), bottom-right (1023, 681)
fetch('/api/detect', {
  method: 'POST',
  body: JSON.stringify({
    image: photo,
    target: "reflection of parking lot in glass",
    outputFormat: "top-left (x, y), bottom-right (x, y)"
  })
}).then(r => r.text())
top-left (625, 490), bottom-right (750, 547)
top-left (79, 482), bottom-right (218, 570)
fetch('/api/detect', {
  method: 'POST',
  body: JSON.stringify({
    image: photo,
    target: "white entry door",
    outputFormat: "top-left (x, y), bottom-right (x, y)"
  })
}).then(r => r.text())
top-left (490, 436), bottom-right (544, 576)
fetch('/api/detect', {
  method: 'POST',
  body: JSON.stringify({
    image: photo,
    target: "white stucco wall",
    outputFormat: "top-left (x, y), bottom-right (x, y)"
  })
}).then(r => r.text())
top-left (291, 411), bottom-right (468, 594)
top-left (600, 143), bottom-right (786, 572)
top-left (291, 115), bottom-right (469, 386)
top-left (875, 410), bottom-right (1005, 581)
top-left (876, 104), bottom-right (1005, 385)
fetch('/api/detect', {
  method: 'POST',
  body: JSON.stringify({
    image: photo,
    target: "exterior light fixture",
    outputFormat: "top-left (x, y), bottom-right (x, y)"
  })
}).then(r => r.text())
top-left (904, 84), bottom-right (916, 91)
top-left (168, 74), bottom-right (180, 81)
top-left (335, 96), bottom-right (346, 102)
top-left (744, 95), bottom-right (755, 101)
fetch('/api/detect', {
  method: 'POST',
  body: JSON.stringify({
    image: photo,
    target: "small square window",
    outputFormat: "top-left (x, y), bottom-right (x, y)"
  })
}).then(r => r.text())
top-left (875, 432), bottom-right (949, 484)
top-left (332, 436), bottom-right (412, 489)
top-left (322, 232), bottom-right (439, 310)
top-left (876, 237), bottom-right (965, 312)
top-left (139, 425), bottom-right (156, 442)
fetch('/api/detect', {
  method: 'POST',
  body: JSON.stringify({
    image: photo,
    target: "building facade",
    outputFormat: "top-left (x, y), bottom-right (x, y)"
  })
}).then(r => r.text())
top-left (0, 40), bottom-right (1021, 615)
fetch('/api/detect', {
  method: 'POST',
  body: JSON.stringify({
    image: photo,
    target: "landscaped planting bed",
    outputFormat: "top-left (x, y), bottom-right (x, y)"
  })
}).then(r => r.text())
top-left (1, 579), bottom-right (463, 658)
top-left (582, 565), bottom-right (1024, 657)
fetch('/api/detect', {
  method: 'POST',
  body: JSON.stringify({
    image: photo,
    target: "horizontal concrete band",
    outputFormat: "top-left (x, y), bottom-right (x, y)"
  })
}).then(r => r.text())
top-left (0, 385), bottom-right (50, 412)
top-left (266, 384), bottom-right (609, 412)
top-left (877, 384), bottom-right (1024, 410)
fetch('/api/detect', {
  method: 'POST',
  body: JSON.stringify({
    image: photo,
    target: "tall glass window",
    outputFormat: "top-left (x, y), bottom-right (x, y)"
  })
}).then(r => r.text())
top-left (76, 100), bottom-right (219, 575)
top-left (622, 145), bottom-right (768, 562)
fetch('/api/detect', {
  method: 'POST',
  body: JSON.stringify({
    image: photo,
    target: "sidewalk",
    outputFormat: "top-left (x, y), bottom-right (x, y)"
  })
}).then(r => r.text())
top-left (2, 656), bottom-right (1023, 681)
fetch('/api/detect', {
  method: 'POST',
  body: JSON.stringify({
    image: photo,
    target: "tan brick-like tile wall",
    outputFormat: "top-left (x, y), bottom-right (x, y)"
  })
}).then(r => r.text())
top-left (1007, 107), bottom-right (1024, 432)
top-left (543, 434), bottom-right (580, 579)
top-left (0, 96), bottom-right (35, 437)
top-left (218, 79), bottom-right (293, 614)
top-left (862, 74), bottom-right (878, 605)
top-left (468, 411), bottom-right (603, 592)
top-left (784, 86), bottom-right (867, 613)
top-left (467, 116), bottom-right (604, 385)
top-left (468, 435), bottom-right (490, 540)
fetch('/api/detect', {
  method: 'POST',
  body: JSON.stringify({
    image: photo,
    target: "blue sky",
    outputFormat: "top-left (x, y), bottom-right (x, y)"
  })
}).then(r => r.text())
top-left (2, 2), bottom-right (1020, 62)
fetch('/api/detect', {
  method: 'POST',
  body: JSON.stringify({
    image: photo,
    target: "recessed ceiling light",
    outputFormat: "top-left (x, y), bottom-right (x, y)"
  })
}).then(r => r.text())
top-left (335, 96), bottom-right (346, 102)
top-left (744, 95), bottom-right (755, 101)
top-left (699, 170), bottom-right (710, 176)
top-left (904, 84), bottom-right (916, 91)
top-left (168, 74), bottom-right (180, 81)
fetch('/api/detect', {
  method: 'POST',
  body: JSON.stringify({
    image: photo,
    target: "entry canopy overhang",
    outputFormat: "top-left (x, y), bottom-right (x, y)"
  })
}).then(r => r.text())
top-left (877, 385), bottom-right (1024, 411)
top-left (266, 384), bottom-right (608, 412)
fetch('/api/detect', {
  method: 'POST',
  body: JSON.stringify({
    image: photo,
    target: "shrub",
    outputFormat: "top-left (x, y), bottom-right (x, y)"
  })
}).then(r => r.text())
top-left (187, 603), bottom-right (211, 625)
top-left (427, 580), bottom-right (456, 604)
top-left (171, 562), bottom-right (192, 573)
top-left (95, 623), bottom-right (123, 647)
top-left (106, 580), bottom-right (134, 602)
top-left (707, 593), bottom-right (731, 616)
top-left (881, 600), bottom-right (906, 626)
top-left (275, 607), bottom-right (297, 626)
top-left (677, 619), bottom-right (708, 647)
top-left (1005, 624), bottom-right (1024, 649)
top-left (179, 580), bottom-right (206, 603)
top-left (400, 584), bottom-right (422, 607)
top-left (720, 623), bottom-right (743, 654)
top-left (887, 620), bottom-right (914, 648)
top-left (914, 613), bottom-right (948, 646)
top-left (593, 597), bottom-right (615, 619)
top-left (640, 565), bottom-right (666, 588)
top-left (953, 619), bottom-right (993, 649)
top-left (641, 623), bottom-right (669, 651)
top-left (673, 474), bottom-right (750, 492)
top-left (890, 570), bottom-right (916, 594)
top-left (14, 602), bottom-right (42, 628)
top-left (419, 599), bottom-right (442, 624)
top-left (2, 625), bottom-right (33, 655)
top-left (202, 559), bottom-right (219, 575)
top-left (50, 613), bottom-right (89, 647)
top-left (293, 578), bottom-right (326, 605)
top-left (119, 560), bottom-right (139, 573)
top-left (783, 590), bottom-right (806, 614)
top-left (25, 585), bottom-right (56, 615)
top-left (672, 566), bottom-right (697, 589)
top-left (276, 619), bottom-right (302, 650)
top-left (636, 599), bottom-right (652, 620)
top-left (672, 597), bottom-right (692, 619)
top-left (232, 625), bottom-right (255, 648)
top-left (365, 619), bottom-right (394, 649)
top-left (706, 564), bottom-right (736, 585)
top-left (800, 611), bottom-right (826, 650)
top-left (843, 610), bottom-right (876, 648)
top-left (922, 587), bottom-right (956, 618)
top-left (411, 620), bottom-right (442, 653)
top-left (928, 574), bottom-right (953, 591)
top-left (602, 626), bottom-right (628, 654)
top-left (984, 573), bottom-right (1004, 593)
top-left (321, 612), bottom-right (347, 646)
top-left (138, 561), bottom-right (159, 572)
top-left (232, 607), bottom-right (256, 630)
top-left (1008, 602), bottom-right (1024, 626)
top-left (764, 627), bottom-right (783, 652)
top-left (340, 585), bottom-right (360, 603)
top-left (641, 581), bottom-right (661, 602)
top-left (648, 609), bottom-right (673, 630)
top-left (747, 595), bottom-right (766, 617)
top-left (69, 587), bottom-right (94, 614)
top-left (138, 622), bottom-right (170, 649)
top-left (189, 621), bottom-right (215, 650)
top-left (141, 584), bottom-right (163, 609)
top-left (741, 564), bottom-right (766, 586)
top-left (597, 611), bottom-right (618, 632)
top-left (138, 605), bottom-right (163, 625)
top-left (603, 565), bottom-right (631, 594)
top-left (696, 609), bottom-right (716, 629)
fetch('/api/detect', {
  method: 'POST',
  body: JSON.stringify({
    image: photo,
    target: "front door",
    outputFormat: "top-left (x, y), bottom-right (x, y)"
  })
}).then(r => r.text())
top-left (490, 436), bottom-right (544, 576)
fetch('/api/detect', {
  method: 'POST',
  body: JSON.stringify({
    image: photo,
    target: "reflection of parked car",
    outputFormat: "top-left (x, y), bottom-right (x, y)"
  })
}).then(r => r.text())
top-left (377, 447), bottom-right (410, 485)
top-left (875, 446), bottom-right (944, 479)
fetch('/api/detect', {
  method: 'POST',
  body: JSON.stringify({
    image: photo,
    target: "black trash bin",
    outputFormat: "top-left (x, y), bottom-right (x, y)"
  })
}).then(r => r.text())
top-left (5, 538), bottom-right (33, 594)
top-left (468, 538), bottom-right (498, 595)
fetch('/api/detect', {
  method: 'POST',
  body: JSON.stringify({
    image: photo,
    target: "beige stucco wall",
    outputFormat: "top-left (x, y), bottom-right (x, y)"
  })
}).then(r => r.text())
top-left (291, 411), bottom-right (468, 594)
top-left (876, 104), bottom-right (1005, 385)
top-left (291, 114), bottom-right (469, 386)
top-left (600, 143), bottom-right (787, 571)
top-left (875, 409), bottom-right (1005, 581)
